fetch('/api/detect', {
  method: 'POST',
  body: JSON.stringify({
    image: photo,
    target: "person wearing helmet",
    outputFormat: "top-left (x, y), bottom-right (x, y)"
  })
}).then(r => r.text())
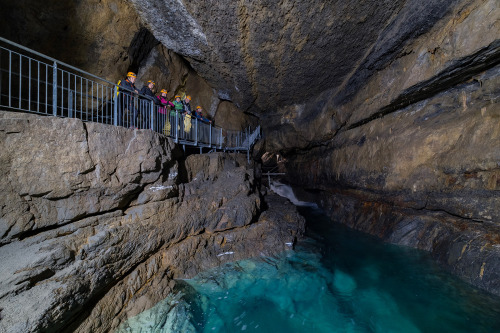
top-left (172, 95), bottom-right (184, 115)
top-left (170, 95), bottom-right (184, 136)
top-left (183, 95), bottom-right (192, 115)
top-left (140, 80), bottom-right (158, 101)
top-left (156, 89), bottom-right (174, 134)
top-left (195, 105), bottom-right (211, 124)
top-left (182, 95), bottom-right (193, 136)
top-left (118, 71), bottom-right (139, 128)
top-left (195, 105), bottom-right (211, 143)
top-left (157, 89), bottom-right (174, 111)
top-left (137, 80), bottom-right (160, 129)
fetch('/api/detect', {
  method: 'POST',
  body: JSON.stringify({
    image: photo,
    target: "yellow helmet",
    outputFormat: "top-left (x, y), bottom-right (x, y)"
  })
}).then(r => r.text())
top-left (127, 72), bottom-right (137, 78)
top-left (175, 95), bottom-right (181, 99)
top-left (196, 106), bottom-right (202, 109)
top-left (160, 89), bottom-right (168, 94)
top-left (147, 80), bottom-right (155, 86)
top-left (185, 95), bottom-right (191, 100)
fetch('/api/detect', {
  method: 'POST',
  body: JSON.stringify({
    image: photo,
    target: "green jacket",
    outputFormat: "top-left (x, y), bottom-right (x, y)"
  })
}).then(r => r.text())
top-left (170, 100), bottom-right (183, 116)
top-left (173, 100), bottom-right (184, 111)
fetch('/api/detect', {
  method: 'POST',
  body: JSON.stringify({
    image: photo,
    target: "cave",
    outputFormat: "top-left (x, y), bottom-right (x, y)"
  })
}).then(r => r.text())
top-left (0, 0), bottom-right (499, 332)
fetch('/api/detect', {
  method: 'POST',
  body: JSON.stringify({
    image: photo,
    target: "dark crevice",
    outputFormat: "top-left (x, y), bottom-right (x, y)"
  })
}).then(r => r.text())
top-left (16, 208), bottom-right (122, 242)
top-left (16, 185), bottom-right (147, 242)
top-left (15, 268), bottom-right (56, 289)
top-left (412, 205), bottom-right (489, 224)
top-left (346, 39), bottom-right (500, 131)
top-left (127, 27), bottom-right (161, 74)
top-left (81, 122), bottom-right (97, 172)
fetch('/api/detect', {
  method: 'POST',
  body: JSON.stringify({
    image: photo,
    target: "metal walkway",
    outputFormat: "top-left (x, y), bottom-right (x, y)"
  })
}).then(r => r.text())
top-left (0, 37), bottom-right (261, 156)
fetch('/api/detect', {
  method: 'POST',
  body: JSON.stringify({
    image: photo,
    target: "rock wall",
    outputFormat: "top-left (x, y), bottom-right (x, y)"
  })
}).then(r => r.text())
top-left (261, 0), bottom-right (500, 295)
top-left (0, 111), bottom-right (304, 332)
top-left (0, 0), bottom-right (143, 81)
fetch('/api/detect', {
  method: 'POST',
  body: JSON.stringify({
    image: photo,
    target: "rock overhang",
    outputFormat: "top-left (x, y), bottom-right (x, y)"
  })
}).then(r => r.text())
top-left (127, 0), bottom-right (463, 115)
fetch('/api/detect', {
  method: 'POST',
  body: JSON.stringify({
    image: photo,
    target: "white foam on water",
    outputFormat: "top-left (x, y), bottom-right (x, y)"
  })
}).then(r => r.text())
top-left (270, 181), bottom-right (318, 208)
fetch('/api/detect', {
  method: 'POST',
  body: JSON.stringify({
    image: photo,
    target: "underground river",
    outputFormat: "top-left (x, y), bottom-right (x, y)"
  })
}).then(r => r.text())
top-left (117, 184), bottom-right (500, 332)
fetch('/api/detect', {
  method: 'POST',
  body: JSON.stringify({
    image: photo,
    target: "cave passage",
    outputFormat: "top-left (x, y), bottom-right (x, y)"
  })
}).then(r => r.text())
top-left (117, 191), bottom-right (500, 333)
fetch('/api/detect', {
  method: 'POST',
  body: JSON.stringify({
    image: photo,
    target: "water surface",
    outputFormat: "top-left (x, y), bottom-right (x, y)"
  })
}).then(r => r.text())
top-left (118, 203), bottom-right (500, 332)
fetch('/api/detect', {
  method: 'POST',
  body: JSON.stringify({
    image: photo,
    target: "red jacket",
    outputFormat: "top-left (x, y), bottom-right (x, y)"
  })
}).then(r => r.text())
top-left (157, 96), bottom-right (174, 114)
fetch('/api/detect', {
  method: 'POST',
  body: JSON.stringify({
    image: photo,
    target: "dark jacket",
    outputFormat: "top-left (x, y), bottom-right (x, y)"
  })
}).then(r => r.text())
top-left (140, 86), bottom-right (160, 104)
top-left (195, 111), bottom-right (211, 124)
top-left (183, 101), bottom-right (192, 115)
top-left (119, 79), bottom-right (137, 95)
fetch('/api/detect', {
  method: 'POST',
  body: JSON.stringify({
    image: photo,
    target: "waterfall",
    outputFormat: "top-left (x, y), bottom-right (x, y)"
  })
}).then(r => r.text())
top-left (270, 181), bottom-right (318, 208)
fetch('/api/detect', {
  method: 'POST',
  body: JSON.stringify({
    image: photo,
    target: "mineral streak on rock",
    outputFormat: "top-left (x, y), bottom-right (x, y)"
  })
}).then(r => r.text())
top-left (0, 111), bottom-right (304, 333)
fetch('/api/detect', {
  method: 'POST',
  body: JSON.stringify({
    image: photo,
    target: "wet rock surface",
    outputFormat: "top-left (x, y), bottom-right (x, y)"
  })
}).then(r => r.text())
top-left (244, 0), bottom-right (500, 296)
top-left (282, 63), bottom-right (500, 295)
top-left (0, 111), bottom-right (304, 333)
top-left (310, 189), bottom-right (500, 297)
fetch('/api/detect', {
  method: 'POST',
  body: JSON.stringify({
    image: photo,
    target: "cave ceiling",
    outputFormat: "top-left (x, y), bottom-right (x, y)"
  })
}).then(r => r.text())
top-left (0, 0), bottom-right (468, 116)
top-left (129, 0), bottom-right (459, 114)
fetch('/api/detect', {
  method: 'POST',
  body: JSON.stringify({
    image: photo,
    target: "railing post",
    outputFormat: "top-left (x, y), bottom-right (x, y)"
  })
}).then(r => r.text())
top-left (52, 62), bottom-right (57, 116)
top-left (175, 110), bottom-right (179, 143)
top-left (68, 91), bottom-right (73, 118)
top-left (219, 127), bottom-right (222, 149)
top-left (113, 87), bottom-right (118, 126)
top-left (150, 100), bottom-right (154, 131)
top-left (246, 127), bottom-right (250, 163)
top-left (209, 123), bottom-right (212, 148)
top-left (8, 51), bottom-right (11, 107)
top-left (195, 118), bottom-right (198, 145)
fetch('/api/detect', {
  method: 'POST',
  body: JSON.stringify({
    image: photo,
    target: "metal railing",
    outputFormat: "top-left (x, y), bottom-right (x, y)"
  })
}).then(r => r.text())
top-left (0, 37), bottom-right (260, 152)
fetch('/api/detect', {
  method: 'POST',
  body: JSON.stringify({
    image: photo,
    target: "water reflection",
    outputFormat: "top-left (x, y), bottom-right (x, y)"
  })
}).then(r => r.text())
top-left (117, 203), bottom-right (500, 333)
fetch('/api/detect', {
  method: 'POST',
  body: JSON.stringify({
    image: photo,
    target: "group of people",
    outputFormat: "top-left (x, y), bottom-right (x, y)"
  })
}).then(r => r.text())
top-left (117, 71), bottom-right (212, 134)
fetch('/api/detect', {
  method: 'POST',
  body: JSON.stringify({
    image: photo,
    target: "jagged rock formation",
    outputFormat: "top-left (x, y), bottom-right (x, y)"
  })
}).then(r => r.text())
top-left (0, 0), bottom-right (499, 306)
top-left (0, 111), bottom-right (304, 332)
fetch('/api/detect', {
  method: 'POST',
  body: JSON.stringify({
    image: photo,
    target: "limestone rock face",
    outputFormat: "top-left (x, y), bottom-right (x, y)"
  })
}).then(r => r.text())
top-left (0, 112), bottom-right (177, 244)
top-left (214, 101), bottom-right (259, 131)
top-left (0, 111), bottom-right (304, 333)
top-left (258, 0), bottom-right (500, 296)
top-left (127, 0), bottom-right (473, 114)
top-left (1, 0), bottom-right (500, 303)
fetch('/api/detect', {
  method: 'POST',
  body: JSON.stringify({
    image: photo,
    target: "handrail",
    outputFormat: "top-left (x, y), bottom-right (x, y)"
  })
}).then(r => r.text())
top-left (0, 37), bottom-right (118, 87)
top-left (0, 37), bottom-right (260, 153)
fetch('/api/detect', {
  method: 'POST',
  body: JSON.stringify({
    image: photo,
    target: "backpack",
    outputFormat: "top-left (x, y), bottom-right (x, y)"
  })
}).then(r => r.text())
top-left (116, 80), bottom-right (121, 97)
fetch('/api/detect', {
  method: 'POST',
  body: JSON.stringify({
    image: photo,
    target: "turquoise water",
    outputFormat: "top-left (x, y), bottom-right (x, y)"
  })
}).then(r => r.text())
top-left (118, 206), bottom-right (500, 332)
